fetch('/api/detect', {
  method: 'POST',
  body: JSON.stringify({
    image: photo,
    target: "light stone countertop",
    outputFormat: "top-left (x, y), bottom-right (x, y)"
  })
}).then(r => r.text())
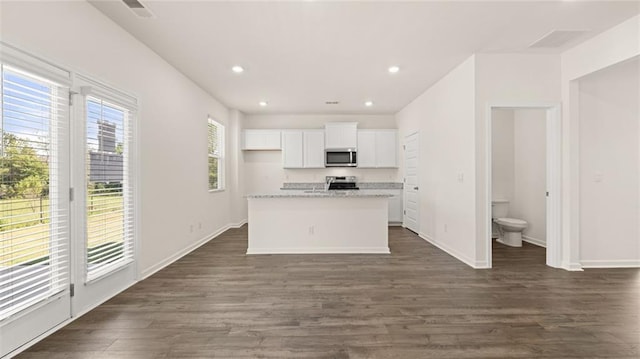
top-left (246, 190), bottom-right (393, 198)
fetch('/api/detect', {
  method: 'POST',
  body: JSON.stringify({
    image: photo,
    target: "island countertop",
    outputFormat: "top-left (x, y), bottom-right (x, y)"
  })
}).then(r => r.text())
top-left (246, 190), bottom-right (393, 199)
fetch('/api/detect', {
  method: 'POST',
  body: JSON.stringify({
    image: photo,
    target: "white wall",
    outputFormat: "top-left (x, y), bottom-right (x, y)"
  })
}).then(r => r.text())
top-left (561, 14), bottom-right (640, 269)
top-left (475, 54), bottom-right (561, 266)
top-left (578, 58), bottom-right (639, 266)
top-left (243, 114), bottom-right (400, 195)
top-left (0, 1), bottom-right (240, 277)
top-left (396, 56), bottom-right (477, 267)
top-left (491, 109), bottom-right (515, 202)
top-left (512, 109), bottom-right (547, 245)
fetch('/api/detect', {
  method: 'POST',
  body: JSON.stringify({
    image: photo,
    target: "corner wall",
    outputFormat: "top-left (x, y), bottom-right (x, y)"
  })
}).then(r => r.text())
top-left (561, 14), bottom-right (640, 269)
top-left (578, 58), bottom-right (639, 267)
top-left (396, 56), bottom-right (478, 267)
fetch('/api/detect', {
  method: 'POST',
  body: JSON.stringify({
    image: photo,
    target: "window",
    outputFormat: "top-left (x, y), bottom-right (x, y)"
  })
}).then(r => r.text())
top-left (83, 85), bottom-right (136, 282)
top-left (207, 118), bottom-right (224, 191)
top-left (0, 64), bottom-right (70, 319)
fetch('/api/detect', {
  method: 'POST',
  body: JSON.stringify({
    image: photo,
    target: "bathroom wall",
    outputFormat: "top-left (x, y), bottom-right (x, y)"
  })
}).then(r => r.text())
top-left (512, 110), bottom-right (547, 245)
top-left (578, 57), bottom-right (639, 267)
top-left (491, 109), bottom-right (515, 202)
top-left (491, 109), bottom-right (547, 246)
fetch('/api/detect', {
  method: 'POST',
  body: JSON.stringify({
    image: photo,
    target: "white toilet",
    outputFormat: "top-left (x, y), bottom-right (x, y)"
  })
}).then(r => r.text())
top-left (492, 200), bottom-right (527, 247)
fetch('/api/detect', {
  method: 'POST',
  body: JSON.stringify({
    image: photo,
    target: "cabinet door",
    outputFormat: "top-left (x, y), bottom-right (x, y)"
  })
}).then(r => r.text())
top-left (303, 130), bottom-right (325, 168)
top-left (325, 122), bottom-right (357, 149)
top-left (282, 131), bottom-right (303, 168)
top-left (388, 190), bottom-right (404, 222)
top-left (375, 130), bottom-right (398, 168)
top-left (242, 130), bottom-right (281, 150)
top-left (357, 130), bottom-right (376, 168)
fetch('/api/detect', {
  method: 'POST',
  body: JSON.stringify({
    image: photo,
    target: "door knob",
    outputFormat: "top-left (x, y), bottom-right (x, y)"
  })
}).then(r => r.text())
top-left (414, 186), bottom-right (419, 190)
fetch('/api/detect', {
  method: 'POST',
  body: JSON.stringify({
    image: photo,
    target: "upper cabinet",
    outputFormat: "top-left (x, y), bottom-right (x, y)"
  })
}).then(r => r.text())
top-left (357, 129), bottom-right (398, 168)
top-left (282, 130), bottom-right (325, 169)
top-left (242, 130), bottom-right (281, 150)
top-left (325, 122), bottom-right (358, 150)
top-left (303, 130), bottom-right (325, 168)
top-left (282, 131), bottom-right (304, 168)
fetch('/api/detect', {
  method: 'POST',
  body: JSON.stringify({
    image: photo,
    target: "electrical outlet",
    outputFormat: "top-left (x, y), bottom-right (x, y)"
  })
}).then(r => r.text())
top-left (189, 224), bottom-right (194, 233)
top-left (308, 226), bottom-right (314, 235)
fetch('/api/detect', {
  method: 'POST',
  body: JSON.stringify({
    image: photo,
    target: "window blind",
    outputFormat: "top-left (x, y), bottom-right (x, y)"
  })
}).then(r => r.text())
top-left (0, 65), bottom-right (70, 320)
top-left (208, 118), bottom-right (224, 190)
top-left (85, 96), bottom-right (134, 282)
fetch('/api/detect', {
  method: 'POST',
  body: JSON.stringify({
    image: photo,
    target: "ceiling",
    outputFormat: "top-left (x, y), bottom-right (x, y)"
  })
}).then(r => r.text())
top-left (89, 1), bottom-right (640, 115)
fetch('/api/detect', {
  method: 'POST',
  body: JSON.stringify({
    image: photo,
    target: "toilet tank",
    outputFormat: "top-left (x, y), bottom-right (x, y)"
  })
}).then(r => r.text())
top-left (492, 200), bottom-right (509, 218)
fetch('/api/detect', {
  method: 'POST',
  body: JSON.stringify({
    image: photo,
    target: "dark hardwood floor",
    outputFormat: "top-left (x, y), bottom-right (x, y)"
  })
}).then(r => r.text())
top-left (17, 226), bottom-right (639, 358)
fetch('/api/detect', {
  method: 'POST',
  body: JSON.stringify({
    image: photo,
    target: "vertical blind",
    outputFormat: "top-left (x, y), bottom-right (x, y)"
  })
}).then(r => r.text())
top-left (85, 96), bottom-right (134, 282)
top-left (0, 65), bottom-right (69, 320)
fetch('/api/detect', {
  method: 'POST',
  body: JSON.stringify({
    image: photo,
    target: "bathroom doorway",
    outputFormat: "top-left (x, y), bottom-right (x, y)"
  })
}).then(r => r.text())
top-left (485, 104), bottom-right (562, 268)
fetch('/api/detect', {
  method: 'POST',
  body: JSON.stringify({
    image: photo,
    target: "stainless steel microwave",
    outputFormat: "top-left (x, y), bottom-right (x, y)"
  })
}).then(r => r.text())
top-left (325, 149), bottom-right (357, 167)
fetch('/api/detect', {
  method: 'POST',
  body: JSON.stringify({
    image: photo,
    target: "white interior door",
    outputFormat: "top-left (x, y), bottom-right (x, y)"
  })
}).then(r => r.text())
top-left (403, 133), bottom-right (420, 233)
top-left (0, 62), bottom-right (72, 357)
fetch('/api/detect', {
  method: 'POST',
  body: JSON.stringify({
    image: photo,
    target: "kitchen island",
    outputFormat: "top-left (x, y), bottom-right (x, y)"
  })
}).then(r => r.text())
top-left (246, 190), bottom-right (392, 254)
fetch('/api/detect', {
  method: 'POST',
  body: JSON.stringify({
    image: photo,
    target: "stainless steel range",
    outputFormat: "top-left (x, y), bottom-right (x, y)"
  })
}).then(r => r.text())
top-left (326, 176), bottom-right (359, 190)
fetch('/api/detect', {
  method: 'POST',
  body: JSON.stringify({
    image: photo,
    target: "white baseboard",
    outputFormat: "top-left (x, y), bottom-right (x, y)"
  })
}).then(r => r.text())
top-left (140, 222), bottom-right (239, 280)
top-left (247, 247), bottom-right (390, 254)
top-left (418, 232), bottom-right (481, 268)
top-left (229, 219), bottom-right (247, 228)
top-left (522, 235), bottom-right (546, 248)
top-left (581, 259), bottom-right (640, 268)
top-left (562, 261), bottom-right (584, 271)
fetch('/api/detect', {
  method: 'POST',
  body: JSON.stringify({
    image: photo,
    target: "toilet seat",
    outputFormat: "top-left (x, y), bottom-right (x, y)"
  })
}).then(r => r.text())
top-left (496, 217), bottom-right (526, 225)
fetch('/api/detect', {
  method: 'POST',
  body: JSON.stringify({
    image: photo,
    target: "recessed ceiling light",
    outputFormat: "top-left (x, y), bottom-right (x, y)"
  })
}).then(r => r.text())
top-left (388, 66), bottom-right (400, 73)
top-left (232, 65), bottom-right (244, 73)
top-left (259, 101), bottom-right (268, 107)
top-left (364, 101), bottom-right (373, 107)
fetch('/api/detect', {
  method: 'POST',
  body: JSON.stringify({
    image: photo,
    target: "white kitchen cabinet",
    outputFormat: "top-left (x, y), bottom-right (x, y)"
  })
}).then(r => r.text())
top-left (325, 122), bottom-right (358, 150)
top-left (375, 130), bottom-right (398, 168)
top-left (242, 129), bottom-right (281, 150)
top-left (281, 131), bottom-right (303, 168)
top-left (356, 130), bottom-right (376, 168)
top-left (303, 130), bottom-right (325, 168)
top-left (388, 189), bottom-right (403, 224)
top-left (356, 129), bottom-right (398, 168)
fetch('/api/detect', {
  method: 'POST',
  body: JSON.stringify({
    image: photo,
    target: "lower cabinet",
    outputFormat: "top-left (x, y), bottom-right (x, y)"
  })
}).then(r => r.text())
top-left (367, 189), bottom-right (403, 224)
top-left (388, 189), bottom-right (403, 224)
top-left (387, 189), bottom-right (403, 225)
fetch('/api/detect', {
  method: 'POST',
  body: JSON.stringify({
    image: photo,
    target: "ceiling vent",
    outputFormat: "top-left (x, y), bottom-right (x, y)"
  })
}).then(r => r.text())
top-left (122, 0), bottom-right (155, 18)
top-left (529, 30), bottom-right (589, 49)
top-left (325, 101), bottom-right (340, 105)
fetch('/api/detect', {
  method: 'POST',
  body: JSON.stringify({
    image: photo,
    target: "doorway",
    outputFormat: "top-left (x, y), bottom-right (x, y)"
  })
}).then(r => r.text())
top-left (485, 104), bottom-right (561, 268)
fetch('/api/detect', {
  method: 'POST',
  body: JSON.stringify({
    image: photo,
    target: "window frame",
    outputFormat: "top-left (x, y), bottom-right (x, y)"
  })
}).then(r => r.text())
top-left (207, 117), bottom-right (224, 192)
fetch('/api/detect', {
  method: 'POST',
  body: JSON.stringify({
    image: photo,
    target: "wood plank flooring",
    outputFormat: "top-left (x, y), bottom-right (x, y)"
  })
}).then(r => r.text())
top-left (17, 226), bottom-right (640, 358)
